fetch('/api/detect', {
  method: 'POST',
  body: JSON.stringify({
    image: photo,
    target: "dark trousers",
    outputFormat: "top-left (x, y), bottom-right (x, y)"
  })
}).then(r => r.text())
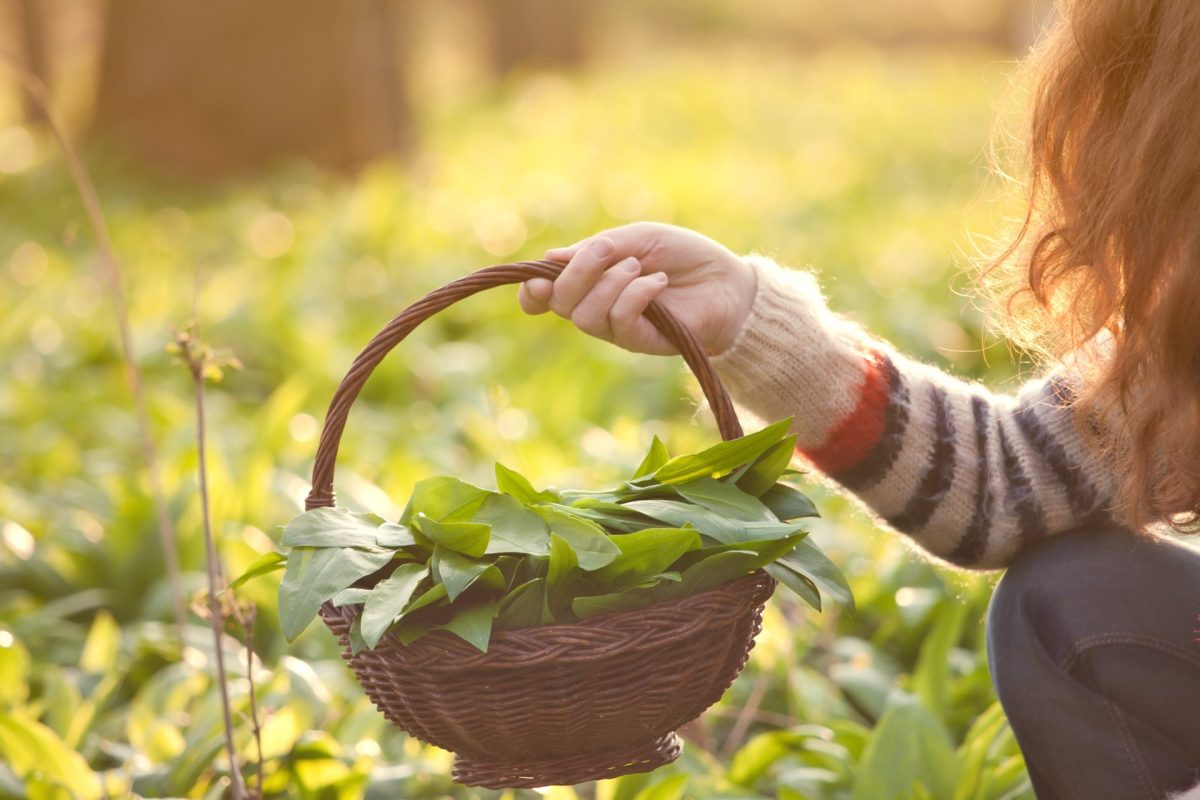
top-left (987, 526), bottom-right (1200, 799)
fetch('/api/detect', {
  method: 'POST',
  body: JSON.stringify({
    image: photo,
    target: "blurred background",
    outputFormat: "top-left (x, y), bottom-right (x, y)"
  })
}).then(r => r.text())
top-left (1, 1), bottom-right (1054, 798)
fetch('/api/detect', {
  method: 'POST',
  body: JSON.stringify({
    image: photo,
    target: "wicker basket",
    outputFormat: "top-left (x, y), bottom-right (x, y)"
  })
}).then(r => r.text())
top-left (303, 260), bottom-right (776, 788)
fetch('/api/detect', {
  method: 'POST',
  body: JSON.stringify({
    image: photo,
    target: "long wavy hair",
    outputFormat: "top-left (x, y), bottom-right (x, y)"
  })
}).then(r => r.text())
top-left (985, 0), bottom-right (1200, 533)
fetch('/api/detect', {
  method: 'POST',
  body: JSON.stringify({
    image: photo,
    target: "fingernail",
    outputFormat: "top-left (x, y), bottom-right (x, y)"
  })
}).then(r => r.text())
top-left (622, 258), bottom-right (640, 272)
top-left (591, 238), bottom-right (614, 257)
top-left (654, 273), bottom-right (668, 283)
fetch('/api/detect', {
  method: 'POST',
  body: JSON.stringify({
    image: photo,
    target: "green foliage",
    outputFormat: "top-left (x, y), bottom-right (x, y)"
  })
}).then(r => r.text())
top-left (271, 428), bottom-right (841, 652)
top-left (0, 42), bottom-right (1035, 799)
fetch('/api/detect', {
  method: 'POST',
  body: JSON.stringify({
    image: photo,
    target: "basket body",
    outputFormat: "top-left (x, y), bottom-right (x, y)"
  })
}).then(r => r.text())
top-left (320, 570), bottom-right (775, 788)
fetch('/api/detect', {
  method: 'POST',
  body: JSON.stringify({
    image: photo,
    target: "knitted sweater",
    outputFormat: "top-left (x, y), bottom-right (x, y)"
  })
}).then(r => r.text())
top-left (710, 255), bottom-right (1119, 570)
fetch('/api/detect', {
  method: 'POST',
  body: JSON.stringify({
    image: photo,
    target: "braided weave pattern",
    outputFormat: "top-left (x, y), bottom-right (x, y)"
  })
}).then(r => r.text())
top-left (320, 571), bottom-right (774, 788)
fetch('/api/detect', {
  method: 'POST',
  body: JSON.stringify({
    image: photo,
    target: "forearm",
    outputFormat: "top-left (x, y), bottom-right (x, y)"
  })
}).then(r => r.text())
top-left (711, 256), bottom-right (1118, 569)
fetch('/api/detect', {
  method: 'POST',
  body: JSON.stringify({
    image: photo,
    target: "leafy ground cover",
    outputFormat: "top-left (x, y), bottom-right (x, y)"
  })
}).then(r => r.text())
top-left (0, 43), bottom-right (1034, 798)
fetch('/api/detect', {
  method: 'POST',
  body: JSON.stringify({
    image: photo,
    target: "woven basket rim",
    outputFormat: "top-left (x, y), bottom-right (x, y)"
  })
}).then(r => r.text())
top-left (321, 569), bottom-right (774, 669)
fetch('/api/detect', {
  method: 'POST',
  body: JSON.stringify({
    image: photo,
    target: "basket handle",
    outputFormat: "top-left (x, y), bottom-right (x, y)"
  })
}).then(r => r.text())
top-left (305, 260), bottom-right (744, 510)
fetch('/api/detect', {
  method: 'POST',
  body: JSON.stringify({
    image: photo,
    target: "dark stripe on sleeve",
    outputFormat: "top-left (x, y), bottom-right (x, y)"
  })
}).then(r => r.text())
top-left (1012, 380), bottom-right (1099, 516)
top-left (948, 395), bottom-right (993, 565)
top-left (832, 353), bottom-right (910, 492)
top-left (886, 384), bottom-right (956, 533)
top-left (999, 418), bottom-right (1047, 544)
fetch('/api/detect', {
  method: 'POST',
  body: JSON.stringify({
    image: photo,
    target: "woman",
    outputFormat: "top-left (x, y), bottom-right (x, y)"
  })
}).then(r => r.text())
top-left (518, 1), bottom-right (1200, 797)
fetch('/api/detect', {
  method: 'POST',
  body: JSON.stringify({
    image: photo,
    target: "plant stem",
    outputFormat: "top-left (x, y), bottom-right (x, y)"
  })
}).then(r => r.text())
top-left (0, 53), bottom-right (188, 642)
top-left (190, 358), bottom-right (248, 799)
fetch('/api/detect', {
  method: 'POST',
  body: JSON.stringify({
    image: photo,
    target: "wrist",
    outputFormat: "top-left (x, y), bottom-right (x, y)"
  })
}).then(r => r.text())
top-left (708, 254), bottom-right (759, 357)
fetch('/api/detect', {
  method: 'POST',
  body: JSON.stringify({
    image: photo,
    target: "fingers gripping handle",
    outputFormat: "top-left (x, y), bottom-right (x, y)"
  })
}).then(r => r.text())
top-left (304, 260), bottom-right (744, 511)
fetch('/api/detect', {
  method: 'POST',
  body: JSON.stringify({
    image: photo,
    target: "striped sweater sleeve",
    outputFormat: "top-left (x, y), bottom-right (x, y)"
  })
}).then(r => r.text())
top-left (709, 255), bottom-right (1119, 570)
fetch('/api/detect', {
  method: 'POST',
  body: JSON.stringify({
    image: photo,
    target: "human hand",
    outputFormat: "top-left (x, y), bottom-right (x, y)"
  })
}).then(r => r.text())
top-left (518, 222), bottom-right (757, 356)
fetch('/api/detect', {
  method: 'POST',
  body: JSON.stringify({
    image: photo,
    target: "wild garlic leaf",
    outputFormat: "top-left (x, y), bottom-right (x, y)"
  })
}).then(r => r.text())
top-left (765, 562), bottom-right (822, 611)
top-left (545, 533), bottom-right (580, 620)
top-left (572, 588), bottom-right (666, 620)
top-left (436, 547), bottom-right (503, 601)
top-left (495, 463), bottom-right (557, 504)
top-left (413, 514), bottom-right (490, 557)
top-left (330, 587), bottom-right (372, 607)
top-left (494, 578), bottom-right (547, 630)
top-left (632, 435), bottom-right (671, 479)
top-left (589, 527), bottom-right (701, 592)
top-left (654, 418), bottom-right (792, 484)
top-left (674, 476), bottom-right (777, 522)
top-left (278, 546), bottom-right (394, 641)
top-left (437, 598), bottom-right (500, 653)
top-left (403, 582), bottom-right (447, 615)
top-left (474, 494), bottom-right (551, 556)
top-left (402, 477), bottom-right (491, 524)
top-left (781, 538), bottom-right (854, 612)
top-left (360, 563), bottom-right (430, 649)
top-left (281, 507), bottom-right (385, 549)
top-left (761, 483), bottom-right (820, 521)
top-left (736, 434), bottom-right (798, 497)
top-left (375, 522), bottom-right (416, 548)
top-left (532, 505), bottom-right (620, 571)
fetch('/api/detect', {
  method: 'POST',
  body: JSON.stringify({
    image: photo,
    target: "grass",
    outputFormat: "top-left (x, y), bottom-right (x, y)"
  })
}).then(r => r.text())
top-left (0, 42), bottom-right (1033, 799)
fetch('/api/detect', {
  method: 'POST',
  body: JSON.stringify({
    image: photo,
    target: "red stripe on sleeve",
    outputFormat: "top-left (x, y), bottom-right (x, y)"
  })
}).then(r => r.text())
top-left (799, 347), bottom-right (891, 475)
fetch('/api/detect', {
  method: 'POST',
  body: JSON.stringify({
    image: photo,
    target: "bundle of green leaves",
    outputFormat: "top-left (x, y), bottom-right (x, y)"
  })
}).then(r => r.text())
top-left (251, 418), bottom-right (852, 654)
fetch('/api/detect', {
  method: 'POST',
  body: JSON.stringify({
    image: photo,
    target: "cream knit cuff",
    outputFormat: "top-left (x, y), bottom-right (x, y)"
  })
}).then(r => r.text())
top-left (710, 255), bottom-right (875, 450)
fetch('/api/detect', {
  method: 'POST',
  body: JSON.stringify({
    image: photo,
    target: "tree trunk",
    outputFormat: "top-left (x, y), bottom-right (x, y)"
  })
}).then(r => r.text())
top-left (15, 0), bottom-right (50, 124)
top-left (92, 0), bottom-right (412, 178)
top-left (480, 0), bottom-right (594, 77)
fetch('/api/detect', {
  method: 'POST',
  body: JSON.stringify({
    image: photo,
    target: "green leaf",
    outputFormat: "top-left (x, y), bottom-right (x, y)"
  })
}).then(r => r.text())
top-left (281, 507), bottom-right (385, 548)
top-left (360, 563), bottom-right (430, 649)
top-left (623, 498), bottom-right (806, 545)
top-left (674, 476), bottom-right (777, 521)
top-left (494, 578), bottom-right (547, 630)
top-left (765, 562), bottom-right (822, 611)
top-left (228, 551), bottom-right (286, 590)
top-left (278, 546), bottom-right (394, 641)
top-left (0, 714), bottom-right (102, 800)
top-left (435, 548), bottom-right (503, 601)
top-left (495, 462), bottom-right (556, 504)
top-left (403, 476), bottom-right (491, 523)
top-left (375, 522), bottom-right (416, 548)
top-left (761, 483), bottom-right (819, 521)
top-left (348, 616), bottom-right (367, 656)
top-left (665, 550), bottom-right (762, 599)
top-left (654, 418), bottom-right (792, 484)
top-left (590, 527), bottom-right (701, 592)
top-left (80, 610), bottom-right (120, 675)
top-left (912, 600), bottom-right (967, 715)
top-left (851, 691), bottom-right (958, 800)
top-left (632, 435), bottom-right (671, 479)
top-left (474, 493), bottom-right (551, 556)
top-left (330, 587), bottom-right (372, 607)
top-left (437, 599), bottom-right (500, 652)
top-left (533, 505), bottom-right (620, 570)
top-left (736, 434), bottom-right (798, 496)
top-left (545, 533), bottom-right (580, 620)
top-left (403, 582), bottom-right (448, 615)
top-left (548, 501), bottom-right (658, 533)
top-left (571, 591), bottom-right (654, 620)
top-left (780, 538), bottom-right (854, 611)
top-left (413, 515), bottom-right (490, 557)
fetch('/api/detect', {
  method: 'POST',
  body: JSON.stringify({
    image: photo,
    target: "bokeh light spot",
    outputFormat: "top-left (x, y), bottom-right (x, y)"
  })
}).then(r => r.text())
top-left (247, 212), bottom-right (296, 259)
top-left (9, 241), bottom-right (48, 286)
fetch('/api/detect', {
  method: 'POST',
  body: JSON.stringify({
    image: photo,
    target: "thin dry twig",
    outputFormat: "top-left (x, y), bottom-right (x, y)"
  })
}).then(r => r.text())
top-left (0, 50), bottom-right (188, 640)
top-left (720, 671), bottom-right (772, 759)
top-left (174, 325), bottom-right (248, 798)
